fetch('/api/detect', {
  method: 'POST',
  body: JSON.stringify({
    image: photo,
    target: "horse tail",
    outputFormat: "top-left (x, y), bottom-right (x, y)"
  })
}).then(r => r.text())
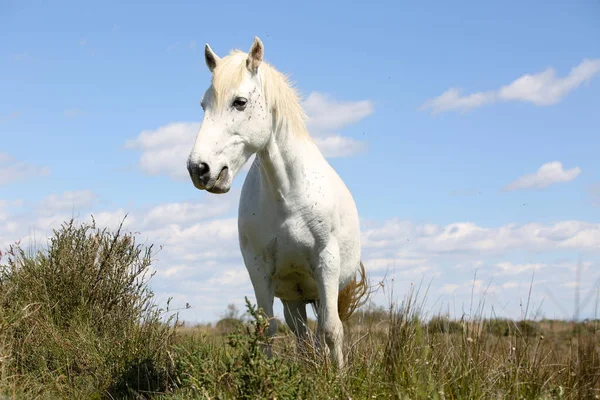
top-left (337, 261), bottom-right (369, 323)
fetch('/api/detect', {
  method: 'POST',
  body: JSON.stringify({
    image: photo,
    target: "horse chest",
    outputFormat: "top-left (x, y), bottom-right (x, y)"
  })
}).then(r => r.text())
top-left (241, 209), bottom-right (328, 301)
top-left (277, 214), bottom-right (330, 295)
top-left (261, 213), bottom-right (321, 265)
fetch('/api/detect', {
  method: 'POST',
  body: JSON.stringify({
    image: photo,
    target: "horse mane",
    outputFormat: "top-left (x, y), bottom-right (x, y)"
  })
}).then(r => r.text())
top-left (211, 50), bottom-right (310, 138)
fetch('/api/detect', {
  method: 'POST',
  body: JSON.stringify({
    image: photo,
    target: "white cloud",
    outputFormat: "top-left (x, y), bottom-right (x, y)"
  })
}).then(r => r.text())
top-left (313, 135), bottom-right (366, 158)
top-left (422, 58), bottom-right (600, 114)
top-left (125, 122), bottom-right (200, 181)
top-left (42, 190), bottom-right (97, 212)
top-left (494, 262), bottom-right (544, 276)
top-left (302, 92), bottom-right (372, 157)
top-left (88, 209), bottom-right (134, 231)
top-left (361, 218), bottom-right (600, 257)
top-left (0, 153), bottom-right (50, 184)
top-left (421, 88), bottom-right (496, 114)
top-left (0, 200), bottom-right (23, 223)
top-left (142, 199), bottom-right (233, 227)
top-left (358, 217), bottom-right (600, 319)
top-left (302, 92), bottom-right (374, 132)
top-left (2, 187), bottom-right (599, 322)
top-left (502, 281), bottom-right (520, 289)
top-left (208, 268), bottom-right (250, 286)
top-left (441, 284), bottom-right (460, 294)
top-left (498, 59), bottom-right (600, 105)
top-left (361, 257), bottom-right (430, 272)
top-left (504, 161), bottom-right (581, 191)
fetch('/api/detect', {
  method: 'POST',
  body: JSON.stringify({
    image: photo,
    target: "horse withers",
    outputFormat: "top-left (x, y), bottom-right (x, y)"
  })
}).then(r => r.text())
top-left (187, 36), bottom-right (368, 368)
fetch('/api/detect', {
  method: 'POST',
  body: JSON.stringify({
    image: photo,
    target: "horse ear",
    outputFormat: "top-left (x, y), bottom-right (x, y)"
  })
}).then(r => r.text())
top-left (246, 36), bottom-right (264, 73)
top-left (205, 43), bottom-right (220, 73)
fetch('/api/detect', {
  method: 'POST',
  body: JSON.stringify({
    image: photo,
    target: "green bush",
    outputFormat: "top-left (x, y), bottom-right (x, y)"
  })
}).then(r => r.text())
top-left (172, 298), bottom-right (312, 399)
top-left (215, 317), bottom-right (244, 334)
top-left (427, 314), bottom-right (463, 334)
top-left (0, 217), bottom-right (178, 398)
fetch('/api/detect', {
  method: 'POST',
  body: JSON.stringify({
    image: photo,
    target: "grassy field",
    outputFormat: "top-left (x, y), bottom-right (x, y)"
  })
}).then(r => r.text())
top-left (1, 218), bottom-right (598, 399)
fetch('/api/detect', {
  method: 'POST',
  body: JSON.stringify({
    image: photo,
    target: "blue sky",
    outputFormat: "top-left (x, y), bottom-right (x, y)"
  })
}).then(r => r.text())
top-left (1, 0), bottom-right (599, 322)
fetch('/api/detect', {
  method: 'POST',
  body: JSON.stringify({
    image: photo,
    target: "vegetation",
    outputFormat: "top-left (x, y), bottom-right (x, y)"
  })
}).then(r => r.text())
top-left (0, 218), bottom-right (178, 398)
top-left (1, 218), bottom-right (598, 399)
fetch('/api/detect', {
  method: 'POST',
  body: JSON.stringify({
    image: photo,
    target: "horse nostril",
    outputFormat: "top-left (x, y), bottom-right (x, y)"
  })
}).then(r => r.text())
top-left (188, 161), bottom-right (211, 186)
top-left (198, 162), bottom-right (210, 177)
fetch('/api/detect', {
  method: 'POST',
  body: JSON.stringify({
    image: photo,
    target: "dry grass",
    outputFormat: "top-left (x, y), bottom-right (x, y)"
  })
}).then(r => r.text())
top-left (168, 286), bottom-right (599, 400)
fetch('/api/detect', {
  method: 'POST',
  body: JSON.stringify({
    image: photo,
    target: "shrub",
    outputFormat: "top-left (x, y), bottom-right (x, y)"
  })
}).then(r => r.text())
top-left (215, 317), bottom-right (244, 334)
top-left (0, 217), bottom-right (178, 398)
top-left (427, 314), bottom-right (463, 334)
top-left (172, 297), bottom-right (311, 399)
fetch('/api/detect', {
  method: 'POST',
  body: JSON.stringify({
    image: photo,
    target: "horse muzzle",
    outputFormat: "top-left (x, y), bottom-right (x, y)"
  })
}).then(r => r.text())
top-left (187, 159), bottom-right (231, 194)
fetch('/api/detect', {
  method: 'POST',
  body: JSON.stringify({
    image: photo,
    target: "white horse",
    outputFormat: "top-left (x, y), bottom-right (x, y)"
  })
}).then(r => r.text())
top-left (187, 36), bottom-right (368, 368)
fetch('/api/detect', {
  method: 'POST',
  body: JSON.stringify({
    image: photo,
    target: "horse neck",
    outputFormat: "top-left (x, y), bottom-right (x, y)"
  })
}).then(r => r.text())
top-left (256, 122), bottom-right (314, 202)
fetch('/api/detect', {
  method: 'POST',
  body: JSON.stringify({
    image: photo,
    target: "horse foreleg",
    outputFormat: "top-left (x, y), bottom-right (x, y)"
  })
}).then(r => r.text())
top-left (282, 299), bottom-right (309, 354)
top-left (314, 239), bottom-right (344, 369)
top-left (247, 267), bottom-right (277, 357)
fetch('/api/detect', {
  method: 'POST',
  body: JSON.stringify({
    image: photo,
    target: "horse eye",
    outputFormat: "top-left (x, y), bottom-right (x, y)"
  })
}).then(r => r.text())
top-left (232, 97), bottom-right (247, 110)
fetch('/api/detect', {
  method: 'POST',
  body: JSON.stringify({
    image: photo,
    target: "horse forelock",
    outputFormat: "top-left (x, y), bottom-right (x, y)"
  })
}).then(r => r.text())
top-left (210, 50), bottom-right (309, 138)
